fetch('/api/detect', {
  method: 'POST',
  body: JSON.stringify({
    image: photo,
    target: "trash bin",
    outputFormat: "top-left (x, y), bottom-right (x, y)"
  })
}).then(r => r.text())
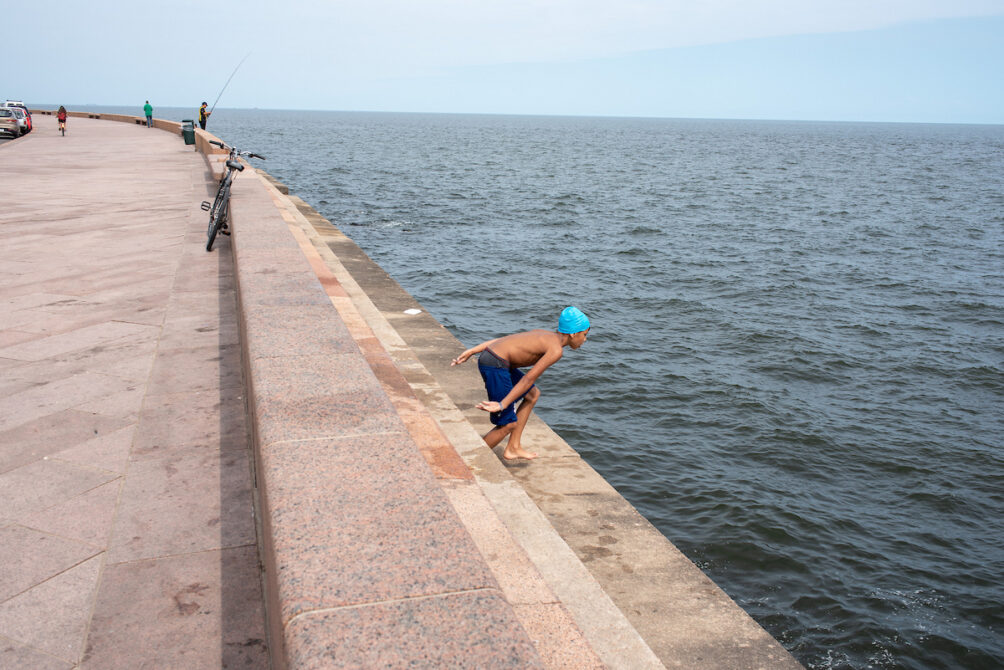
top-left (181, 119), bottom-right (195, 146)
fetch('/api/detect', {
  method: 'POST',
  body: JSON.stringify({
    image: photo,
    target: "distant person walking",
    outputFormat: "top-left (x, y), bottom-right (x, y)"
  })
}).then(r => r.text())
top-left (199, 102), bottom-right (211, 130)
top-left (143, 100), bottom-right (153, 127)
top-left (57, 106), bottom-right (67, 136)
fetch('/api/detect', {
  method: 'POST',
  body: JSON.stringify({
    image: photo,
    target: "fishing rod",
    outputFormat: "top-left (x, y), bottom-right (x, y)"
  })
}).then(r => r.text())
top-left (209, 51), bottom-right (252, 116)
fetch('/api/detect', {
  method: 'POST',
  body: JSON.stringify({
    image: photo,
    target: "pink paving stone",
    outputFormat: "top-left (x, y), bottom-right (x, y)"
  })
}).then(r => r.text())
top-left (130, 387), bottom-right (248, 460)
top-left (0, 636), bottom-right (74, 670)
top-left (0, 291), bottom-right (81, 312)
top-left (75, 294), bottom-right (172, 322)
top-left (236, 268), bottom-right (332, 307)
top-left (231, 221), bottom-right (305, 251)
top-left (232, 245), bottom-right (330, 295)
top-left (0, 526), bottom-right (100, 602)
top-left (2, 335), bottom-right (160, 384)
top-left (0, 458), bottom-right (119, 522)
top-left (0, 409), bottom-right (131, 474)
top-left (259, 434), bottom-right (497, 623)
top-left (170, 267), bottom-right (236, 293)
top-left (163, 289), bottom-right (240, 322)
top-left (234, 247), bottom-right (313, 273)
top-left (0, 330), bottom-right (43, 349)
top-left (250, 352), bottom-right (405, 445)
top-left (0, 372), bottom-right (138, 433)
top-left (242, 304), bottom-right (358, 361)
top-left (284, 591), bottom-right (544, 669)
top-left (2, 305), bottom-right (121, 337)
top-left (106, 447), bottom-right (256, 564)
top-left (145, 343), bottom-right (243, 395)
top-left (1, 300), bottom-right (94, 330)
top-left (0, 377), bottom-right (42, 399)
top-left (0, 554), bottom-right (103, 663)
top-left (50, 424), bottom-right (135, 474)
top-left (157, 314), bottom-right (241, 349)
top-left (230, 209), bottom-right (306, 254)
top-left (19, 480), bottom-right (122, 548)
top-left (87, 350), bottom-right (159, 383)
top-left (253, 387), bottom-right (405, 447)
top-left (0, 258), bottom-right (37, 274)
top-left (72, 383), bottom-right (146, 421)
top-left (46, 269), bottom-right (165, 297)
top-left (80, 273), bottom-right (175, 302)
top-left (82, 547), bottom-right (267, 670)
top-left (0, 321), bottom-right (158, 362)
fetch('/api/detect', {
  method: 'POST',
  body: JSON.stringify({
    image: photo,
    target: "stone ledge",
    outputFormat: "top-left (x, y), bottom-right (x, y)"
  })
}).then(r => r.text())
top-left (225, 170), bottom-right (550, 668)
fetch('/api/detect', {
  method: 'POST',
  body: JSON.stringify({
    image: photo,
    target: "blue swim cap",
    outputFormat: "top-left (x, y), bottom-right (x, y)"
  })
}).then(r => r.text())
top-left (558, 306), bottom-right (590, 334)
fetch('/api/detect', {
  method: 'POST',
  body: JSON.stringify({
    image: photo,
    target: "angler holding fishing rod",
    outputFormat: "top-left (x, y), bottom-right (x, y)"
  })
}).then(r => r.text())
top-left (200, 52), bottom-right (251, 130)
top-left (199, 101), bottom-right (211, 129)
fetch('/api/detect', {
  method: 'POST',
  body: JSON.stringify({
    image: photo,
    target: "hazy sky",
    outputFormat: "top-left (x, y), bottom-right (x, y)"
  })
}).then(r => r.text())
top-left (12, 0), bottom-right (1004, 123)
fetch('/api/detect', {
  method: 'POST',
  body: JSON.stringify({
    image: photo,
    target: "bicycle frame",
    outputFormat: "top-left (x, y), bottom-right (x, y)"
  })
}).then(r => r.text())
top-left (201, 140), bottom-right (265, 252)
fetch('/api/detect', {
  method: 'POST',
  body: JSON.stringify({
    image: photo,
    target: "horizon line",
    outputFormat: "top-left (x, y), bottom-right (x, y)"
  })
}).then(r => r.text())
top-left (25, 102), bottom-right (1004, 128)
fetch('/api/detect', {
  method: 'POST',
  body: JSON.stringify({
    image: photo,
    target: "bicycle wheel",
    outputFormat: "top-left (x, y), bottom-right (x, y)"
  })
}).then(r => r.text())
top-left (206, 179), bottom-right (228, 233)
top-left (206, 186), bottom-right (230, 252)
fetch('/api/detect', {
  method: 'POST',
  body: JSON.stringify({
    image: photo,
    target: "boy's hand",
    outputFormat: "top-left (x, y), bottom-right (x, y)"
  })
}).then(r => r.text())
top-left (476, 401), bottom-right (502, 413)
top-left (451, 351), bottom-right (471, 366)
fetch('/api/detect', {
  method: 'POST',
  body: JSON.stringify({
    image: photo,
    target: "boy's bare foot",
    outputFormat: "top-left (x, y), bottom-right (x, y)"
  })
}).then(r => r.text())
top-left (502, 446), bottom-right (538, 460)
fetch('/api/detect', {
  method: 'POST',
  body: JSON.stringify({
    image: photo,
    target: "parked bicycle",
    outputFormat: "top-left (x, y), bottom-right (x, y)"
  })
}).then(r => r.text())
top-left (201, 139), bottom-right (265, 252)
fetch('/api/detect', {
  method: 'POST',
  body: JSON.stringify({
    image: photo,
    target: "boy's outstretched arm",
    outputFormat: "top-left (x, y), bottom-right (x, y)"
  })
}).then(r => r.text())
top-left (451, 338), bottom-right (498, 367)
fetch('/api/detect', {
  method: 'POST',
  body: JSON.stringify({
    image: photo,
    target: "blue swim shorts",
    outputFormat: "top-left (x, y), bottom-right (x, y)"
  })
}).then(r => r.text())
top-left (478, 350), bottom-right (533, 426)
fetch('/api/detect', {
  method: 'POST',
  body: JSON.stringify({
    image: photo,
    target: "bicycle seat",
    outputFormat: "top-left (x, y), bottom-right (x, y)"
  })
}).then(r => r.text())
top-left (226, 160), bottom-right (245, 171)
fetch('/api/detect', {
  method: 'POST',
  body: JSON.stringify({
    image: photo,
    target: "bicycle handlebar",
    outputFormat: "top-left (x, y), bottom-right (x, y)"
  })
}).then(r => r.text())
top-left (207, 139), bottom-right (264, 160)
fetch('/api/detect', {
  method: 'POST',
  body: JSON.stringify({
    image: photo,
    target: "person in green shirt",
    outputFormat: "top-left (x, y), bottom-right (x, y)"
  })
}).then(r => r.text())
top-left (143, 101), bottom-right (153, 127)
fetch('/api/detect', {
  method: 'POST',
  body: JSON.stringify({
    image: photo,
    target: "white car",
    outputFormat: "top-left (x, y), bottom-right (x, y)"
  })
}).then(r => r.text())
top-left (9, 106), bottom-right (29, 135)
top-left (0, 108), bottom-right (19, 137)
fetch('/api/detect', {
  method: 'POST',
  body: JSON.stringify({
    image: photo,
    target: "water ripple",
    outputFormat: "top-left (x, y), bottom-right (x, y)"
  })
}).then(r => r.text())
top-left (209, 110), bottom-right (1004, 670)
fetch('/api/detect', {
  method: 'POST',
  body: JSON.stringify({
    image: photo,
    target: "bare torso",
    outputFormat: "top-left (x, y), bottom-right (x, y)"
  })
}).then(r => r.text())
top-left (487, 330), bottom-right (564, 368)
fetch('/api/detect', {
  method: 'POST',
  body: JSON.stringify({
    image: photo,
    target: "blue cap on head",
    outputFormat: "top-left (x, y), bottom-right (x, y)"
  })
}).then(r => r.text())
top-left (558, 306), bottom-right (590, 334)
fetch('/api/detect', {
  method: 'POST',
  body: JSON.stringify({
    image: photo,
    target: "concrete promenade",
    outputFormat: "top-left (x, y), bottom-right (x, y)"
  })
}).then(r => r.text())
top-left (0, 114), bottom-right (266, 668)
top-left (1, 112), bottom-right (803, 669)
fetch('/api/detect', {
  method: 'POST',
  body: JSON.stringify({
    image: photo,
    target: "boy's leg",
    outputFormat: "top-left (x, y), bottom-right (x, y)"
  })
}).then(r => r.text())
top-left (501, 386), bottom-right (540, 460)
top-left (482, 423), bottom-right (513, 448)
top-left (478, 363), bottom-right (517, 449)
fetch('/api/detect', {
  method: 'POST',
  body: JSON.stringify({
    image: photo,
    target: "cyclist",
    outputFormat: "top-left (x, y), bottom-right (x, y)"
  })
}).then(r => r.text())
top-left (57, 106), bottom-right (67, 135)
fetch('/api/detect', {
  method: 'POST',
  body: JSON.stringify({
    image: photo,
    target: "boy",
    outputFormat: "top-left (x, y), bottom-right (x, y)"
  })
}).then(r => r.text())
top-left (451, 306), bottom-right (590, 461)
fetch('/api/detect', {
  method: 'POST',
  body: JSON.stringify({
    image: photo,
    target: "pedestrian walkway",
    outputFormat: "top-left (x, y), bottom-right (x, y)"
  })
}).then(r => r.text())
top-left (0, 114), bottom-right (267, 668)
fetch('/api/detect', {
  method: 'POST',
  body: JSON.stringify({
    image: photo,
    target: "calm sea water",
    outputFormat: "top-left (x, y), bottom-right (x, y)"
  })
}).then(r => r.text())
top-left (96, 106), bottom-right (1003, 668)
